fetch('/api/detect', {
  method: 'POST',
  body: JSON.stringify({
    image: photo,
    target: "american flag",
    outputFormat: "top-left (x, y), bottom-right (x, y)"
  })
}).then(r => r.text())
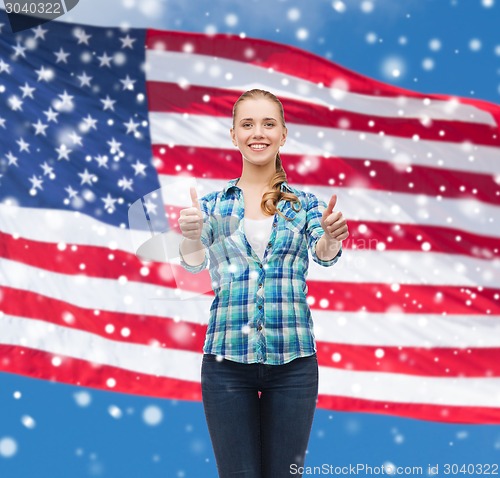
top-left (1, 10), bottom-right (500, 424)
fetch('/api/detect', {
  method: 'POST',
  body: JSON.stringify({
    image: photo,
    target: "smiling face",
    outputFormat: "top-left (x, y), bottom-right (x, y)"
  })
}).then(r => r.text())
top-left (230, 97), bottom-right (287, 167)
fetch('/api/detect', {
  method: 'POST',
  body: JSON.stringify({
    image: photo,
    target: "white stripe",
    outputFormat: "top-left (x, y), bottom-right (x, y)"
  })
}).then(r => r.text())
top-left (1, 313), bottom-right (499, 408)
top-left (160, 175), bottom-right (500, 240)
top-left (2, 203), bottom-right (500, 288)
top-left (318, 366), bottom-right (500, 408)
top-left (1, 259), bottom-right (500, 348)
top-left (145, 50), bottom-right (496, 126)
top-left (312, 311), bottom-right (500, 348)
top-left (149, 112), bottom-right (499, 176)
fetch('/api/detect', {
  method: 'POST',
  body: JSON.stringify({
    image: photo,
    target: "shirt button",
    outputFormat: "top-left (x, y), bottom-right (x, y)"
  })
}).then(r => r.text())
top-left (258, 283), bottom-right (263, 288)
top-left (258, 325), bottom-right (263, 331)
top-left (258, 305), bottom-right (263, 310)
top-left (259, 263), bottom-right (263, 268)
top-left (267, 242), bottom-right (272, 248)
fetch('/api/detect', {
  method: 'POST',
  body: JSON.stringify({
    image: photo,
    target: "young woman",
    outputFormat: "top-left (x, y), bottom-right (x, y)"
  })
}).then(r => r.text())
top-left (178, 89), bottom-right (348, 478)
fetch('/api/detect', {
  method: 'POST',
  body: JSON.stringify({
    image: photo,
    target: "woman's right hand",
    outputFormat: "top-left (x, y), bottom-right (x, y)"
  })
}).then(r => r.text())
top-left (178, 187), bottom-right (204, 241)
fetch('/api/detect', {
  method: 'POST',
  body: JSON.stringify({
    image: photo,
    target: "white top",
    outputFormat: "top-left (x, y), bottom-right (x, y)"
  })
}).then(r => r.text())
top-left (244, 216), bottom-right (275, 261)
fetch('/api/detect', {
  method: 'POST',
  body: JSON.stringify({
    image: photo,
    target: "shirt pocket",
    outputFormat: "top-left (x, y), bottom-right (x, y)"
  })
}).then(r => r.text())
top-left (283, 209), bottom-right (307, 234)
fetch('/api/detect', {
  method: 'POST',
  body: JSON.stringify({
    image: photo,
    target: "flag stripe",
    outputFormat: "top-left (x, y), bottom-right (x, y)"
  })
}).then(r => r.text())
top-left (144, 33), bottom-right (499, 128)
top-left (159, 176), bottom-right (500, 239)
top-left (147, 82), bottom-right (500, 147)
top-left (2, 344), bottom-right (498, 423)
top-left (2, 315), bottom-right (500, 409)
top-left (3, 226), bottom-right (500, 289)
top-left (3, 284), bottom-right (500, 351)
top-left (3, 289), bottom-right (500, 378)
top-left (150, 113), bottom-right (499, 176)
top-left (153, 145), bottom-right (500, 207)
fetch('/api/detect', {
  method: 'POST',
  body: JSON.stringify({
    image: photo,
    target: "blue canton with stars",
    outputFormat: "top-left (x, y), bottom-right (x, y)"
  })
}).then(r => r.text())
top-left (0, 10), bottom-right (162, 229)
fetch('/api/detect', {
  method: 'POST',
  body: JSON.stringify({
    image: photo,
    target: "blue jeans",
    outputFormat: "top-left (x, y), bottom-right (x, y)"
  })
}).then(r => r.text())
top-left (201, 353), bottom-right (319, 478)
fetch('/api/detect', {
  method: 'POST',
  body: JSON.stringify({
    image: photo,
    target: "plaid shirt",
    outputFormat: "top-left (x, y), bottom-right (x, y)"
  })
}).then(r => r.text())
top-left (180, 178), bottom-right (342, 365)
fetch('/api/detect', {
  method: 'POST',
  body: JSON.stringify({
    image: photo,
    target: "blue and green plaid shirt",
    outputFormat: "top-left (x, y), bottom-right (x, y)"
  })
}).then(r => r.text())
top-left (180, 178), bottom-right (342, 365)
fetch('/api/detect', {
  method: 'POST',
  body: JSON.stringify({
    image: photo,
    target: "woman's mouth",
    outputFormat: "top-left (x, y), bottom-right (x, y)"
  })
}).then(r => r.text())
top-left (249, 143), bottom-right (269, 151)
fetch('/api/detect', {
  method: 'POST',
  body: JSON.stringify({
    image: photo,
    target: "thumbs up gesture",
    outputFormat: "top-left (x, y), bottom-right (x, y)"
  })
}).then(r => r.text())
top-left (178, 187), bottom-right (204, 241)
top-left (320, 194), bottom-right (349, 243)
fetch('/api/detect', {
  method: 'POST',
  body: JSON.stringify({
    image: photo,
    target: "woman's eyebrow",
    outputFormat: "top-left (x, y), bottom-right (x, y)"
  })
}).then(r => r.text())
top-left (239, 117), bottom-right (277, 122)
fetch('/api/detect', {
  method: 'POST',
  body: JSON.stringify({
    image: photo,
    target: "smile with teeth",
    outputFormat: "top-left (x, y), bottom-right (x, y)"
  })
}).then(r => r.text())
top-left (249, 143), bottom-right (269, 150)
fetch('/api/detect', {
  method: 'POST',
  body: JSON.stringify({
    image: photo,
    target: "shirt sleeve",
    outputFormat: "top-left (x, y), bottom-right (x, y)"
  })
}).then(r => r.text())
top-left (179, 194), bottom-right (214, 274)
top-left (305, 192), bottom-right (342, 267)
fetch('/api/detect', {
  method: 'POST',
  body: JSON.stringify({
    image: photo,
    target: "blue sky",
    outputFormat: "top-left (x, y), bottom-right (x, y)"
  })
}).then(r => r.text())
top-left (1, 0), bottom-right (500, 477)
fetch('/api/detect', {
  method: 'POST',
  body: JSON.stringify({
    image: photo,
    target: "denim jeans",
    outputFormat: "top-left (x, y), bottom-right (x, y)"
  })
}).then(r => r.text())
top-left (201, 353), bottom-right (319, 478)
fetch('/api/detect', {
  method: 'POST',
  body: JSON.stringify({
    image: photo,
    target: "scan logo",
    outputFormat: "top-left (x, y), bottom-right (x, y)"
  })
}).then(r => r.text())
top-left (5, 1), bottom-right (80, 32)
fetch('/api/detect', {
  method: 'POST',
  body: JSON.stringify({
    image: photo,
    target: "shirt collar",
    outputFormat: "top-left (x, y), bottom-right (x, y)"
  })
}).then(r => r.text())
top-left (222, 177), bottom-right (294, 198)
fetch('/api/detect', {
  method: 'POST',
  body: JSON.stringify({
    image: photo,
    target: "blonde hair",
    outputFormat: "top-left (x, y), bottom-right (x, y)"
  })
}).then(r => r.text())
top-left (232, 89), bottom-right (302, 220)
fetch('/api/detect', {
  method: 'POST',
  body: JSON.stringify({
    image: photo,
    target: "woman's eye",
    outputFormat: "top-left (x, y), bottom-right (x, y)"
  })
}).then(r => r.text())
top-left (265, 123), bottom-right (275, 127)
top-left (243, 123), bottom-right (252, 127)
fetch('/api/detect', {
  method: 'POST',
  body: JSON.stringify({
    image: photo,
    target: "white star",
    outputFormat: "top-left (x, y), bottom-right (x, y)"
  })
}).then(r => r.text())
top-left (40, 162), bottom-right (55, 177)
top-left (8, 95), bottom-right (23, 111)
top-left (120, 34), bottom-right (136, 49)
top-left (19, 82), bottom-right (36, 99)
top-left (32, 25), bottom-right (48, 40)
top-left (65, 185), bottom-right (78, 199)
top-left (55, 90), bottom-right (74, 111)
top-left (107, 137), bottom-right (122, 154)
top-left (118, 176), bottom-right (134, 192)
top-left (97, 52), bottom-right (113, 68)
top-left (29, 175), bottom-right (44, 191)
top-left (119, 75), bottom-right (136, 91)
top-left (78, 168), bottom-right (96, 185)
top-left (56, 144), bottom-right (72, 161)
top-left (101, 194), bottom-right (117, 213)
top-left (35, 66), bottom-right (54, 82)
top-left (81, 114), bottom-right (97, 131)
top-left (17, 137), bottom-right (30, 153)
top-left (6, 151), bottom-right (19, 166)
top-left (100, 95), bottom-right (116, 111)
top-left (54, 48), bottom-right (70, 63)
top-left (124, 118), bottom-right (140, 134)
top-left (12, 42), bottom-right (27, 58)
top-left (74, 28), bottom-right (92, 45)
top-left (33, 119), bottom-right (49, 136)
top-left (44, 107), bottom-right (59, 123)
top-left (131, 160), bottom-right (147, 176)
top-left (0, 59), bottom-right (11, 74)
top-left (0, 117), bottom-right (6, 129)
top-left (144, 200), bottom-right (158, 215)
top-left (68, 131), bottom-right (83, 146)
top-left (94, 155), bottom-right (109, 168)
top-left (77, 71), bottom-right (92, 87)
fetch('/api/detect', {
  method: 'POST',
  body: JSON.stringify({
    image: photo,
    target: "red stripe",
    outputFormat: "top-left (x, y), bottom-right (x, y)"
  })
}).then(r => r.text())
top-left (316, 342), bottom-right (500, 378)
top-left (317, 394), bottom-right (500, 424)
top-left (0, 286), bottom-right (205, 353)
top-left (0, 344), bottom-right (201, 401)
top-left (154, 145), bottom-right (500, 208)
top-left (147, 82), bottom-right (500, 147)
top-left (144, 29), bottom-right (500, 135)
top-left (1, 232), bottom-right (498, 315)
top-left (1, 345), bottom-right (498, 423)
top-left (3, 286), bottom-right (500, 378)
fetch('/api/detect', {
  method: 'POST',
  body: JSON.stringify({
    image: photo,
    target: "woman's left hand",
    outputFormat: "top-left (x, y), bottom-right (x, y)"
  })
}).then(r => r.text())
top-left (320, 194), bottom-right (349, 242)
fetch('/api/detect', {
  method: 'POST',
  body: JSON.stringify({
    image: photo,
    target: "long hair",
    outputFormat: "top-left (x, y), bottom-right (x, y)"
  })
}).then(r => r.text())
top-left (232, 89), bottom-right (302, 220)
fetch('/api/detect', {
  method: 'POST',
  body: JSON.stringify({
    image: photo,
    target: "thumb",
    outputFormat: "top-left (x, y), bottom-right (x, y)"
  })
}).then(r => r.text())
top-left (190, 186), bottom-right (201, 210)
top-left (323, 194), bottom-right (337, 216)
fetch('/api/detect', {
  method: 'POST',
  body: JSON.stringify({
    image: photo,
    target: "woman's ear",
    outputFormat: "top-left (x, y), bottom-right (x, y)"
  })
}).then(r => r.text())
top-left (280, 127), bottom-right (288, 146)
top-left (230, 128), bottom-right (237, 146)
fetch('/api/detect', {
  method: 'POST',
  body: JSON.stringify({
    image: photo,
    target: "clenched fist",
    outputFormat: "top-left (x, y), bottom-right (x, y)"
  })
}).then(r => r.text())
top-left (178, 187), bottom-right (204, 241)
